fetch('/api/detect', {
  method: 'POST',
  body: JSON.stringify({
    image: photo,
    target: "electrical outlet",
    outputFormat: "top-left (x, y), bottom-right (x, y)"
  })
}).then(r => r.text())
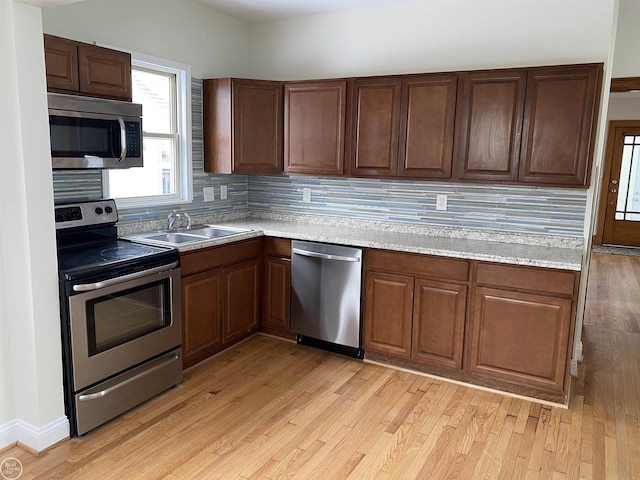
top-left (436, 194), bottom-right (448, 211)
top-left (220, 185), bottom-right (228, 200)
top-left (303, 187), bottom-right (311, 203)
top-left (203, 186), bottom-right (215, 202)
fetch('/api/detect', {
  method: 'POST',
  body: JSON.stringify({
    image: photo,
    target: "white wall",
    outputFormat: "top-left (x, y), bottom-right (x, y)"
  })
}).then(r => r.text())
top-left (0, 1), bottom-right (68, 451)
top-left (41, 0), bottom-right (251, 79)
top-left (612, 0), bottom-right (640, 77)
top-left (249, 0), bottom-right (614, 80)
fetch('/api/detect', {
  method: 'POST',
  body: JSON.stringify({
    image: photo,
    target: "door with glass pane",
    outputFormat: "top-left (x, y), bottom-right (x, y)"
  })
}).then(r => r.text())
top-left (602, 122), bottom-right (640, 246)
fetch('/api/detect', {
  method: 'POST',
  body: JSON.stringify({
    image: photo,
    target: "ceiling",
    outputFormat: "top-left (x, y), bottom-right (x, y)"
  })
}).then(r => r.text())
top-left (20, 0), bottom-right (413, 22)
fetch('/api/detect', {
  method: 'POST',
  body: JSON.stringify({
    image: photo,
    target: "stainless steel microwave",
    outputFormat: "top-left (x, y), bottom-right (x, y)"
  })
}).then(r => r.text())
top-left (48, 93), bottom-right (143, 169)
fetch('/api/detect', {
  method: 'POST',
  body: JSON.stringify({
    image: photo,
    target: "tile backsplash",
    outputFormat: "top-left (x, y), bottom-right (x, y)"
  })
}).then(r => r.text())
top-left (248, 176), bottom-right (587, 237)
top-left (52, 78), bottom-right (587, 237)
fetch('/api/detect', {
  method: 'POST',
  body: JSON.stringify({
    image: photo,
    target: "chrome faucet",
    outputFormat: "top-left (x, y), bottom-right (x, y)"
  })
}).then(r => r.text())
top-left (167, 210), bottom-right (192, 231)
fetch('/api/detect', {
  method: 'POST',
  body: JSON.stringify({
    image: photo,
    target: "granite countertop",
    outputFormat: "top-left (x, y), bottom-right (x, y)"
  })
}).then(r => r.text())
top-left (119, 213), bottom-right (584, 270)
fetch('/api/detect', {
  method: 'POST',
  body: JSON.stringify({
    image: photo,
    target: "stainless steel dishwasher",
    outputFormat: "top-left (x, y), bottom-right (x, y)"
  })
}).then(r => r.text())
top-left (290, 240), bottom-right (363, 358)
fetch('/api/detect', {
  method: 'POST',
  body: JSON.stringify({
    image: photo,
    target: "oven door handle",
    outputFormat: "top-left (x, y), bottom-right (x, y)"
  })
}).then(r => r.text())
top-left (72, 261), bottom-right (179, 292)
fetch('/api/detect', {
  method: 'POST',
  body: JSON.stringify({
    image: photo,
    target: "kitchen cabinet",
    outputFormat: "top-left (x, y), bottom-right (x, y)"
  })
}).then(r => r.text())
top-left (398, 74), bottom-right (458, 179)
top-left (347, 74), bottom-right (457, 179)
top-left (180, 239), bottom-right (262, 368)
top-left (363, 250), bottom-right (470, 370)
top-left (347, 77), bottom-right (402, 177)
top-left (43, 34), bottom-right (132, 101)
top-left (454, 69), bottom-right (527, 182)
top-left (469, 263), bottom-right (578, 393)
top-left (203, 79), bottom-right (283, 175)
top-left (284, 80), bottom-right (347, 176)
top-left (519, 65), bottom-right (600, 186)
top-left (455, 64), bottom-right (601, 186)
top-left (262, 238), bottom-right (292, 338)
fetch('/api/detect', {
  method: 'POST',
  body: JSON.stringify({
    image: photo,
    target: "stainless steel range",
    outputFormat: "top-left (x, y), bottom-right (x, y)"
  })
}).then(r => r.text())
top-left (55, 199), bottom-right (182, 436)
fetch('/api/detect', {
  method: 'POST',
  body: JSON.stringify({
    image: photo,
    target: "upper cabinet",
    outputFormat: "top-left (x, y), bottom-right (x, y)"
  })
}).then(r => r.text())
top-left (455, 64), bottom-right (601, 186)
top-left (454, 70), bottom-right (527, 182)
top-left (203, 79), bottom-right (283, 175)
top-left (347, 74), bottom-right (457, 179)
top-left (519, 65), bottom-right (600, 186)
top-left (398, 74), bottom-right (458, 179)
top-left (284, 81), bottom-right (347, 176)
top-left (202, 63), bottom-right (601, 187)
top-left (347, 77), bottom-right (402, 177)
top-left (43, 34), bottom-right (132, 101)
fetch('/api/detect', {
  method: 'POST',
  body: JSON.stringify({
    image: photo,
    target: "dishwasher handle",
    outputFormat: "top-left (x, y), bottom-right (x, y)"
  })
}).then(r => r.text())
top-left (292, 247), bottom-right (361, 263)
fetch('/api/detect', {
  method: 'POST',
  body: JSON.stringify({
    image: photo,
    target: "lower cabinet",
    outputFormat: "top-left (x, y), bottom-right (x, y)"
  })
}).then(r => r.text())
top-left (362, 251), bottom-right (579, 402)
top-left (262, 238), bottom-right (292, 338)
top-left (469, 263), bottom-right (577, 394)
top-left (180, 239), bottom-right (262, 368)
top-left (363, 250), bottom-right (469, 371)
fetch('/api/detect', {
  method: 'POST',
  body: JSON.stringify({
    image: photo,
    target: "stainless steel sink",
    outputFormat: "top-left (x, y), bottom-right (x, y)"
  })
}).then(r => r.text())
top-left (142, 232), bottom-right (210, 244)
top-left (124, 224), bottom-right (254, 247)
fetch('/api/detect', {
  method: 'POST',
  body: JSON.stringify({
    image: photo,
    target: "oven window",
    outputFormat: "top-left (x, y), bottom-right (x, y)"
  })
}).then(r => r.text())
top-left (86, 279), bottom-right (170, 355)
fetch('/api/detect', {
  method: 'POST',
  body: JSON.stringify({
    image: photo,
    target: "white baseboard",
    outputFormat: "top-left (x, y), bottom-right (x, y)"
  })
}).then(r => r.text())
top-left (570, 340), bottom-right (584, 377)
top-left (0, 417), bottom-right (69, 452)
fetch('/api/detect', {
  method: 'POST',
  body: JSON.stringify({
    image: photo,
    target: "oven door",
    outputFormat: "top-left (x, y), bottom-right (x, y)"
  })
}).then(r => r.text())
top-left (68, 264), bottom-right (181, 391)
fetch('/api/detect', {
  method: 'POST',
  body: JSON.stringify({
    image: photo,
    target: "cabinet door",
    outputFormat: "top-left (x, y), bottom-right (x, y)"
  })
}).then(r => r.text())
top-left (182, 269), bottom-right (223, 368)
top-left (455, 70), bottom-right (526, 182)
top-left (223, 258), bottom-right (260, 344)
top-left (233, 80), bottom-right (283, 174)
top-left (284, 81), bottom-right (346, 176)
top-left (78, 44), bottom-right (132, 101)
top-left (469, 287), bottom-right (572, 392)
top-left (398, 74), bottom-right (457, 179)
top-left (519, 65), bottom-right (600, 186)
top-left (412, 279), bottom-right (466, 370)
top-left (363, 271), bottom-right (413, 358)
top-left (348, 77), bottom-right (402, 177)
top-left (44, 34), bottom-right (79, 92)
top-left (263, 255), bottom-right (291, 334)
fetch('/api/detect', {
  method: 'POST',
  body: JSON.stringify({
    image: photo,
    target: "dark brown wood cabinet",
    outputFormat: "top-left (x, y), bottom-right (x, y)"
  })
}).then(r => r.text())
top-left (469, 263), bottom-right (578, 394)
top-left (412, 279), bottom-right (466, 369)
top-left (364, 271), bottom-right (414, 358)
top-left (348, 74), bottom-right (457, 179)
top-left (398, 74), bottom-right (458, 179)
top-left (347, 77), bottom-right (402, 177)
top-left (44, 34), bottom-right (132, 101)
top-left (454, 70), bottom-right (527, 182)
top-left (262, 238), bottom-right (292, 338)
top-left (284, 81), bottom-right (347, 176)
top-left (363, 250), bottom-right (469, 370)
top-left (519, 65), bottom-right (600, 186)
top-left (181, 269), bottom-right (223, 366)
top-left (180, 239), bottom-right (262, 368)
top-left (455, 64), bottom-right (601, 186)
top-left (203, 79), bottom-right (283, 174)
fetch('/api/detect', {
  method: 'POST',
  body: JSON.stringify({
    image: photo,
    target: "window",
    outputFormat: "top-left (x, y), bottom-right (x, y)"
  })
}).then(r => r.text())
top-left (103, 54), bottom-right (192, 207)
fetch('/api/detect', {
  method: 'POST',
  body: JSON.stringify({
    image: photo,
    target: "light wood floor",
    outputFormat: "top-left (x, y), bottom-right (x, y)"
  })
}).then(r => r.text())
top-left (3, 252), bottom-right (640, 479)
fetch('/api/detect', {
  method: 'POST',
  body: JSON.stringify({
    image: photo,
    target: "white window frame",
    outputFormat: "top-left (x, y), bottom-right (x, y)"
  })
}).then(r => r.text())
top-left (102, 51), bottom-right (193, 208)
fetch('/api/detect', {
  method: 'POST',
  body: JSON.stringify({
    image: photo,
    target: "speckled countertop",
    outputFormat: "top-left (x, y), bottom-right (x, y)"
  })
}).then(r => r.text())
top-left (118, 212), bottom-right (584, 271)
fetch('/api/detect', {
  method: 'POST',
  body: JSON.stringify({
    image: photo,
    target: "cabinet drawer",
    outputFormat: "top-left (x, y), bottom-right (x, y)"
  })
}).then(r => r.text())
top-left (180, 238), bottom-right (262, 277)
top-left (476, 263), bottom-right (576, 296)
top-left (366, 249), bottom-right (470, 282)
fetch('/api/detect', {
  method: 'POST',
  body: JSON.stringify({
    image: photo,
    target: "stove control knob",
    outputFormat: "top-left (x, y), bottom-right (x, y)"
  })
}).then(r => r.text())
top-left (95, 207), bottom-right (103, 215)
top-left (105, 206), bottom-right (113, 214)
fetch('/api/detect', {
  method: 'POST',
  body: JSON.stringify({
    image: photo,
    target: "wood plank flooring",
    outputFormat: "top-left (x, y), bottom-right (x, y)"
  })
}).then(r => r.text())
top-left (3, 251), bottom-right (640, 479)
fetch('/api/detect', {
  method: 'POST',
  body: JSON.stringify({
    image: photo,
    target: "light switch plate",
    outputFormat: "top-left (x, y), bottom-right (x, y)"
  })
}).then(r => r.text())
top-left (203, 187), bottom-right (215, 202)
top-left (436, 194), bottom-right (448, 211)
top-left (220, 185), bottom-right (228, 200)
top-left (303, 187), bottom-right (311, 203)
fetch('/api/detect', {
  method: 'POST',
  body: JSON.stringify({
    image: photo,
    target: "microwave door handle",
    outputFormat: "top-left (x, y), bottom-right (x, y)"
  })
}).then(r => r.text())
top-left (116, 117), bottom-right (127, 161)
